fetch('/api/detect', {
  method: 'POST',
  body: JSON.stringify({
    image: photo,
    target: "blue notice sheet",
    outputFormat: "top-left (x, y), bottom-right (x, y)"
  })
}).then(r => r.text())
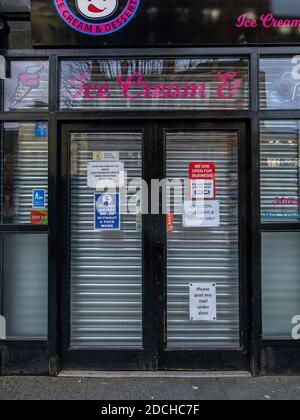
top-left (94, 193), bottom-right (121, 231)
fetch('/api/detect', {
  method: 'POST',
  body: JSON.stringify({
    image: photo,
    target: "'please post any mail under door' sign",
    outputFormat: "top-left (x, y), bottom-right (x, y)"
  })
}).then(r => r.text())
top-left (190, 283), bottom-right (217, 322)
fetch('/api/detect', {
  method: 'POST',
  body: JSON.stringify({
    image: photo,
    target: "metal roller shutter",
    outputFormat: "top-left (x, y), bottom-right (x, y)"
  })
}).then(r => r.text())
top-left (70, 131), bottom-right (143, 348)
top-left (260, 121), bottom-right (300, 222)
top-left (166, 130), bottom-right (240, 349)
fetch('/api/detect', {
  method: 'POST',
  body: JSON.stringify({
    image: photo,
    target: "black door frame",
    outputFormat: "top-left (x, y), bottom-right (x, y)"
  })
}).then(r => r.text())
top-left (156, 121), bottom-right (251, 371)
top-left (60, 121), bottom-right (158, 370)
top-left (59, 119), bottom-right (251, 372)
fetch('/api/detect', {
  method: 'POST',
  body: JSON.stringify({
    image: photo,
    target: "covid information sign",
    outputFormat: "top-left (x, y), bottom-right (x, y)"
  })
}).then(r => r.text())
top-left (94, 193), bottom-right (121, 231)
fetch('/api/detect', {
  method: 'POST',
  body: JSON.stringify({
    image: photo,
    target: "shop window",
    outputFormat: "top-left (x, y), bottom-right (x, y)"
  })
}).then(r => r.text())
top-left (2, 234), bottom-right (48, 340)
top-left (262, 232), bottom-right (300, 340)
top-left (260, 56), bottom-right (300, 110)
top-left (4, 60), bottom-right (49, 111)
top-left (260, 121), bottom-right (300, 223)
top-left (59, 57), bottom-right (249, 111)
top-left (1, 122), bottom-right (48, 225)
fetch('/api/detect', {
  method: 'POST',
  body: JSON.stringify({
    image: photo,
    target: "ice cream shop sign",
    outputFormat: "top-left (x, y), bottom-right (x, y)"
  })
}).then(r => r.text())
top-left (66, 71), bottom-right (242, 101)
top-left (54, 0), bottom-right (141, 36)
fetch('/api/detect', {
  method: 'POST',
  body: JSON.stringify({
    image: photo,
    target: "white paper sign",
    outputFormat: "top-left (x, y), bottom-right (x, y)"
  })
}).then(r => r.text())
top-left (87, 161), bottom-right (125, 189)
top-left (190, 283), bottom-right (217, 321)
top-left (183, 200), bottom-right (220, 228)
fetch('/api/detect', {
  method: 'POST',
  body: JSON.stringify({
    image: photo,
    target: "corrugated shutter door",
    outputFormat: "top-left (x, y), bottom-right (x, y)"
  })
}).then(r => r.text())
top-left (70, 132), bottom-right (143, 348)
top-left (260, 121), bottom-right (300, 222)
top-left (166, 131), bottom-right (240, 349)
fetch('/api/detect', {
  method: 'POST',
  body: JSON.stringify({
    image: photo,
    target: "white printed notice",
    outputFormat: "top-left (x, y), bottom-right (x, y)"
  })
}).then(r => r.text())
top-left (183, 200), bottom-right (220, 228)
top-left (190, 283), bottom-right (217, 322)
top-left (87, 161), bottom-right (125, 189)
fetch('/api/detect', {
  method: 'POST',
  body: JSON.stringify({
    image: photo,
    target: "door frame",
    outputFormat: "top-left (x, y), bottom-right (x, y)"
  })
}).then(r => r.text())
top-left (156, 121), bottom-right (251, 371)
top-left (58, 120), bottom-right (251, 371)
top-left (59, 121), bottom-right (159, 370)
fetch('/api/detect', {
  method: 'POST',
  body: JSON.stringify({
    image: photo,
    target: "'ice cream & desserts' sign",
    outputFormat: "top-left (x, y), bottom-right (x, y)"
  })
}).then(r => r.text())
top-left (54, 0), bottom-right (140, 36)
top-left (4, 61), bottom-right (49, 111)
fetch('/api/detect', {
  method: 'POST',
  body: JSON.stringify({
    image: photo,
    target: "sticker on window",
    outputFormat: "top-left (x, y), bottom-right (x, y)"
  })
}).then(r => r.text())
top-left (183, 200), bottom-right (220, 228)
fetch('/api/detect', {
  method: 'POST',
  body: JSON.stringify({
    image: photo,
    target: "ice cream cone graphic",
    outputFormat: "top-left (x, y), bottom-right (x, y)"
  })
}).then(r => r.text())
top-left (13, 64), bottom-right (44, 106)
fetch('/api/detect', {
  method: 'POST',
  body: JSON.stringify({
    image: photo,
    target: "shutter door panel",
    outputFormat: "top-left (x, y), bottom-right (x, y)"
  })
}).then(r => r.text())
top-left (166, 131), bottom-right (240, 349)
top-left (70, 132), bottom-right (143, 348)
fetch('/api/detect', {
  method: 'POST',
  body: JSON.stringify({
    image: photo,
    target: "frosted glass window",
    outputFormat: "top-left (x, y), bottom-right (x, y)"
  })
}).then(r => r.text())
top-left (3, 234), bottom-right (48, 340)
top-left (262, 232), bottom-right (300, 339)
top-left (260, 57), bottom-right (300, 109)
top-left (4, 60), bottom-right (49, 111)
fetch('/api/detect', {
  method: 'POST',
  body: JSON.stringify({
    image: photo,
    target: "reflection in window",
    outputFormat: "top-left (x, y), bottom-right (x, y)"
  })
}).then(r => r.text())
top-left (4, 61), bottom-right (49, 111)
top-left (260, 57), bottom-right (300, 109)
top-left (60, 58), bottom-right (249, 111)
top-left (260, 121), bottom-right (300, 222)
top-left (1, 122), bottom-right (48, 225)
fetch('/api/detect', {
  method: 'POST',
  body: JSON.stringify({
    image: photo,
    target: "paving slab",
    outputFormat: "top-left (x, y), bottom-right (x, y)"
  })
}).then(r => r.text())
top-left (190, 378), bottom-right (227, 401)
top-left (129, 379), bottom-right (197, 400)
top-left (0, 377), bottom-right (24, 400)
top-left (85, 379), bottom-right (131, 400)
top-left (218, 377), bottom-right (300, 401)
top-left (0, 376), bottom-right (300, 400)
top-left (18, 377), bottom-right (87, 401)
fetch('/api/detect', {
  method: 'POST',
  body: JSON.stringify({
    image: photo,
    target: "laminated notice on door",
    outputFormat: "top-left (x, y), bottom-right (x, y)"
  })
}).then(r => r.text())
top-left (189, 162), bottom-right (216, 200)
top-left (183, 200), bottom-right (220, 228)
top-left (190, 283), bottom-right (217, 322)
top-left (87, 161), bottom-right (125, 189)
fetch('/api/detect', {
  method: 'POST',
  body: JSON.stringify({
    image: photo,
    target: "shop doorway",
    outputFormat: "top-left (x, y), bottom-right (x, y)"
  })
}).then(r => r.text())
top-left (59, 121), bottom-right (250, 371)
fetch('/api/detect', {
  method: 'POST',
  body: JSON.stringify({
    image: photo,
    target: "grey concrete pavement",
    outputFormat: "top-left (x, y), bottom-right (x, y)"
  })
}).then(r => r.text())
top-left (1, 376), bottom-right (300, 400)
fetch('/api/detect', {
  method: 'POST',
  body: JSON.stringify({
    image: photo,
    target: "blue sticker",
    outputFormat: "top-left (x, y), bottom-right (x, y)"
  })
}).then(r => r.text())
top-left (34, 122), bottom-right (48, 138)
top-left (95, 193), bottom-right (120, 231)
top-left (262, 211), bottom-right (300, 219)
top-left (32, 189), bottom-right (46, 209)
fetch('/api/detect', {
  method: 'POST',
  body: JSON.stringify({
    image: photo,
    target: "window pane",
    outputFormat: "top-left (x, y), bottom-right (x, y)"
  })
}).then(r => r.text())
top-left (2, 234), bottom-right (48, 340)
top-left (60, 58), bottom-right (249, 111)
top-left (4, 61), bottom-right (49, 111)
top-left (1, 122), bottom-right (48, 225)
top-left (260, 57), bottom-right (300, 110)
top-left (262, 232), bottom-right (300, 339)
top-left (260, 121), bottom-right (300, 222)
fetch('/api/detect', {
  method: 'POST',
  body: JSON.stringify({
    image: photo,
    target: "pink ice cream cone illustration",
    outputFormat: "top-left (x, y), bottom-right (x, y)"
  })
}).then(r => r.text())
top-left (13, 64), bottom-right (44, 106)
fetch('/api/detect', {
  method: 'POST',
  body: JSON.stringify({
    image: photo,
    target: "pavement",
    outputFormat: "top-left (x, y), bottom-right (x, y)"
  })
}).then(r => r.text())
top-left (1, 375), bottom-right (300, 400)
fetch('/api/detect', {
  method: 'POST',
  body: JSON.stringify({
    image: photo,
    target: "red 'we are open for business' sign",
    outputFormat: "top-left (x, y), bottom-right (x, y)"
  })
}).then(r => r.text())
top-left (189, 162), bottom-right (216, 200)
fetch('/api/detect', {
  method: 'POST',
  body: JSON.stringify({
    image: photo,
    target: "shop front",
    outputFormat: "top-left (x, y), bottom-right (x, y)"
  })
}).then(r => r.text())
top-left (0, 0), bottom-right (300, 376)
